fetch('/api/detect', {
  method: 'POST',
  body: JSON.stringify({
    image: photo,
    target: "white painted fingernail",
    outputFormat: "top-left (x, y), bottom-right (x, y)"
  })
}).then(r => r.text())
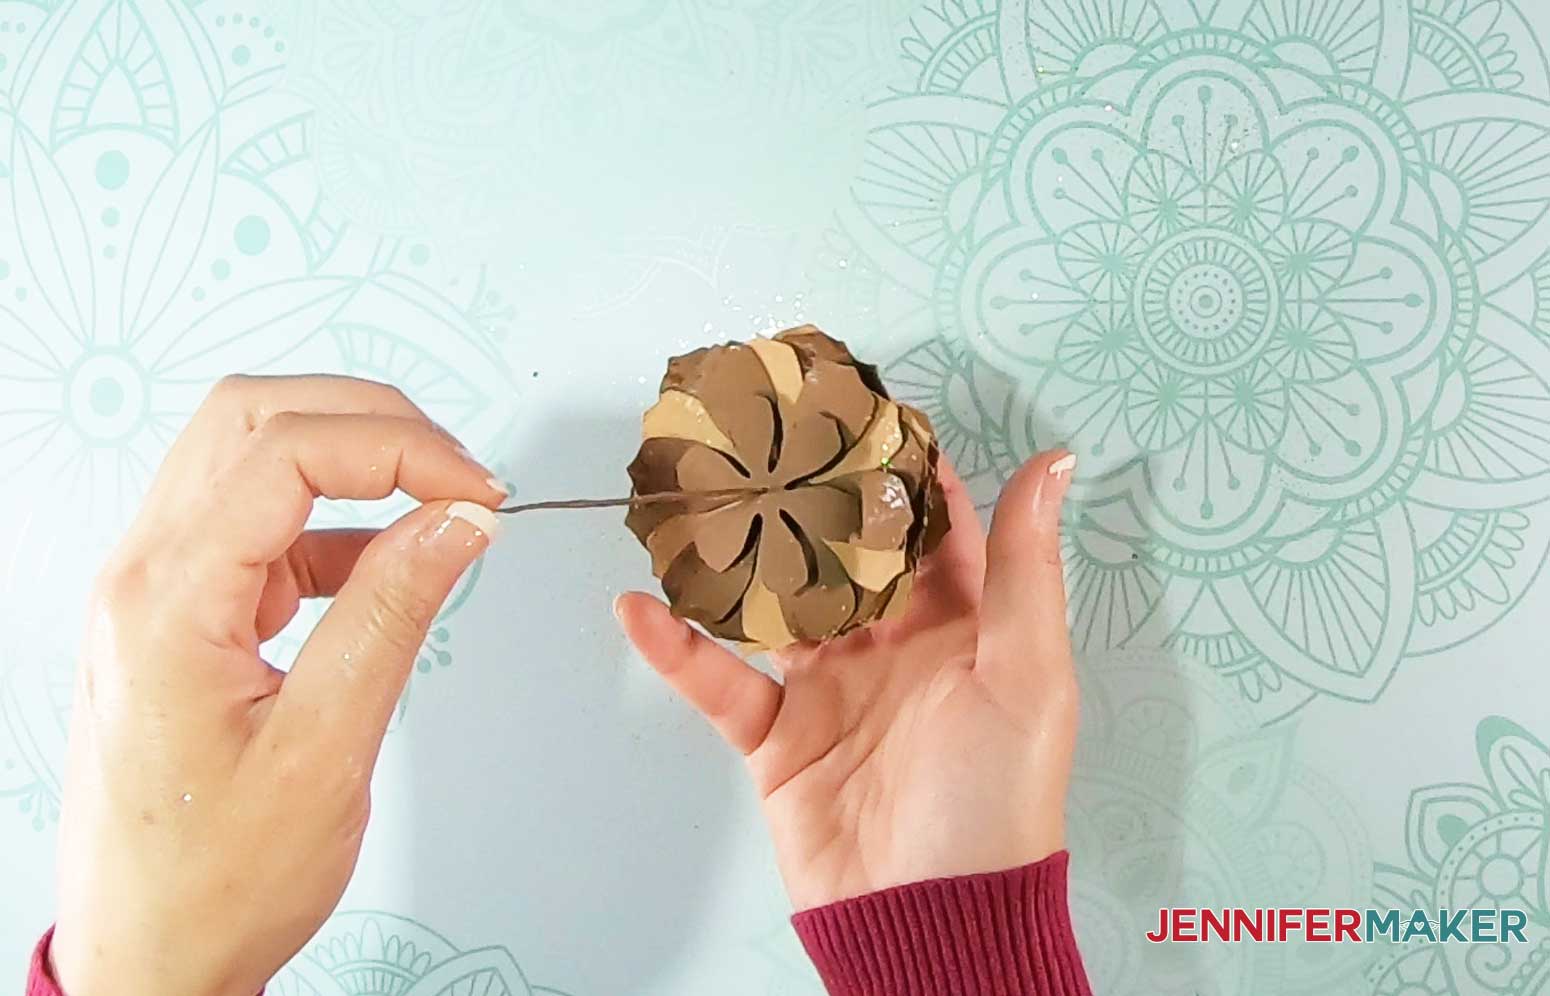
top-left (447, 500), bottom-right (500, 540)
top-left (1049, 453), bottom-right (1077, 476)
top-left (486, 476), bottom-right (509, 498)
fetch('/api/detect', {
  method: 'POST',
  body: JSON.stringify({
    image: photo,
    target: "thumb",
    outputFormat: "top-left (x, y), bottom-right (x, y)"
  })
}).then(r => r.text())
top-left (272, 499), bottom-right (499, 759)
top-left (976, 450), bottom-right (1076, 696)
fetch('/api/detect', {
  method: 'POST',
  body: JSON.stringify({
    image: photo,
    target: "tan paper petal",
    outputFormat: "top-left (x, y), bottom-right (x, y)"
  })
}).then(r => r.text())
top-left (642, 390), bottom-right (738, 455)
top-left (824, 540), bottom-right (906, 591)
top-left (741, 576), bottom-right (797, 648)
top-left (748, 337), bottom-right (805, 405)
top-left (881, 572), bottom-right (914, 621)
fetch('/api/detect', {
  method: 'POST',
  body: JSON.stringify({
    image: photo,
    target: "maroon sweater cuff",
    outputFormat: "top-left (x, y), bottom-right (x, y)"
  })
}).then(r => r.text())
top-left (27, 929), bottom-right (265, 996)
top-left (29, 855), bottom-right (1090, 996)
top-left (791, 851), bottom-right (1092, 996)
top-left (28, 928), bottom-right (58, 996)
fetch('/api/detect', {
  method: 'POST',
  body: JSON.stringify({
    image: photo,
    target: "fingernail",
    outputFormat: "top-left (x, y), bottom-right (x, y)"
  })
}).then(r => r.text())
top-left (1049, 453), bottom-right (1077, 477)
top-left (486, 476), bottom-right (509, 498)
top-left (612, 594), bottom-right (625, 621)
top-left (447, 500), bottom-right (500, 541)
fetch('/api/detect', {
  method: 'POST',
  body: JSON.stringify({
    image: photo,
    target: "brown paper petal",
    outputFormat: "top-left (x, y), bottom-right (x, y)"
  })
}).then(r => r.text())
top-left (628, 437), bottom-right (693, 493)
top-left (625, 490), bottom-right (682, 549)
top-left (627, 439), bottom-right (705, 551)
top-left (900, 403), bottom-right (934, 443)
top-left (884, 410), bottom-right (931, 491)
top-left (776, 326), bottom-right (888, 398)
top-left (643, 505), bottom-right (713, 576)
top-left (778, 483), bottom-right (863, 545)
top-left (774, 413), bottom-right (846, 484)
top-left (782, 542), bottom-right (858, 638)
top-left (777, 325), bottom-right (858, 368)
top-left (812, 402), bottom-right (904, 484)
top-left (755, 507), bottom-right (811, 596)
top-left (676, 445), bottom-right (750, 492)
top-left (664, 546), bottom-right (755, 630)
top-left (788, 361), bottom-right (877, 443)
top-left (844, 470), bottom-right (913, 549)
top-left (663, 343), bottom-right (777, 472)
top-left (692, 501), bottom-right (759, 573)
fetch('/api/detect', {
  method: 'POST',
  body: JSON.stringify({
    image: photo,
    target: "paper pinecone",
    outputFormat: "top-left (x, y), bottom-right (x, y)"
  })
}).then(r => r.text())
top-left (626, 325), bottom-right (943, 650)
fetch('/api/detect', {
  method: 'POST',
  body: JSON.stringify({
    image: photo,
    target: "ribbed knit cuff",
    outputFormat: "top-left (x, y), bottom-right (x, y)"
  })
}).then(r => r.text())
top-left (28, 928), bottom-right (60, 996)
top-left (26, 928), bottom-right (266, 996)
top-left (791, 851), bottom-right (1092, 996)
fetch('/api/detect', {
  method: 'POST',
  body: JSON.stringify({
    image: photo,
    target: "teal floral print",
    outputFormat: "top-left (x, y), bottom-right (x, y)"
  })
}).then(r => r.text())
top-left (1369, 717), bottom-right (1550, 995)
top-left (840, 0), bottom-right (1550, 722)
top-left (269, 911), bottom-right (574, 996)
top-left (4, 3), bottom-right (1550, 995)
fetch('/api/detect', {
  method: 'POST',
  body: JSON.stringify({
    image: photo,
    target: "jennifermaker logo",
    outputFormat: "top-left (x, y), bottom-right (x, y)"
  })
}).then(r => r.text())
top-left (1147, 908), bottom-right (1529, 943)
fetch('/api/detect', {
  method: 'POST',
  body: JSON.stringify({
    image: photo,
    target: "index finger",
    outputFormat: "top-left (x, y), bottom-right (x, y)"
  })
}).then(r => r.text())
top-left (155, 412), bottom-right (504, 651)
top-left (148, 374), bottom-right (441, 501)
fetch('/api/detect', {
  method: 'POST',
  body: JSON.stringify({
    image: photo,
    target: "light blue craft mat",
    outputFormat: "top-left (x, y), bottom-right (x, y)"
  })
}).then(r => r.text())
top-left (6, 1), bottom-right (1550, 994)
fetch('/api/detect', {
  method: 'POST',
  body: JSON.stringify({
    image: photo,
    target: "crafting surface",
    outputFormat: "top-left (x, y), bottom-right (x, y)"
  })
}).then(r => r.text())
top-left (3, 1), bottom-right (1550, 994)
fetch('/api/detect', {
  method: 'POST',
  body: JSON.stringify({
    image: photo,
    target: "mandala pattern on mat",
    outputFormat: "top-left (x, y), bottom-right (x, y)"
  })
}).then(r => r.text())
top-left (0, 653), bottom-right (70, 830)
top-left (745, 921), bottom-right (827, 996)
top-left (1066, 650), bottom-right (1370, 996)
top-left (882, 336), bottom-right (1022, 505)
top-left (0, 0), bottom-right (522, 829)
top-left (261, 0), bottom-right (918, 259)
top-left (269, 911), bottom-right (574, 996)
top-left (1369, 717), bottom-right (1550, 995)
top-left (831, 0), bottom-right (1550, 720)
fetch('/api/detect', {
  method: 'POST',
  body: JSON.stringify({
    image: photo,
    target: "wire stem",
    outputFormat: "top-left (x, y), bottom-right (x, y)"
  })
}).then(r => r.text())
top-left (496, 488), bottom-right (756, 515)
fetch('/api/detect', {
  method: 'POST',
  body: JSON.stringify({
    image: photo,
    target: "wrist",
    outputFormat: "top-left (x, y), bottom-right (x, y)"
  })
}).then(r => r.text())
top-left (48, 924), bottom-right (240, 996)
top-left (45, 925), bottom-right (97, 996)
top-left (47, 931), bottom-right (147, 996)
